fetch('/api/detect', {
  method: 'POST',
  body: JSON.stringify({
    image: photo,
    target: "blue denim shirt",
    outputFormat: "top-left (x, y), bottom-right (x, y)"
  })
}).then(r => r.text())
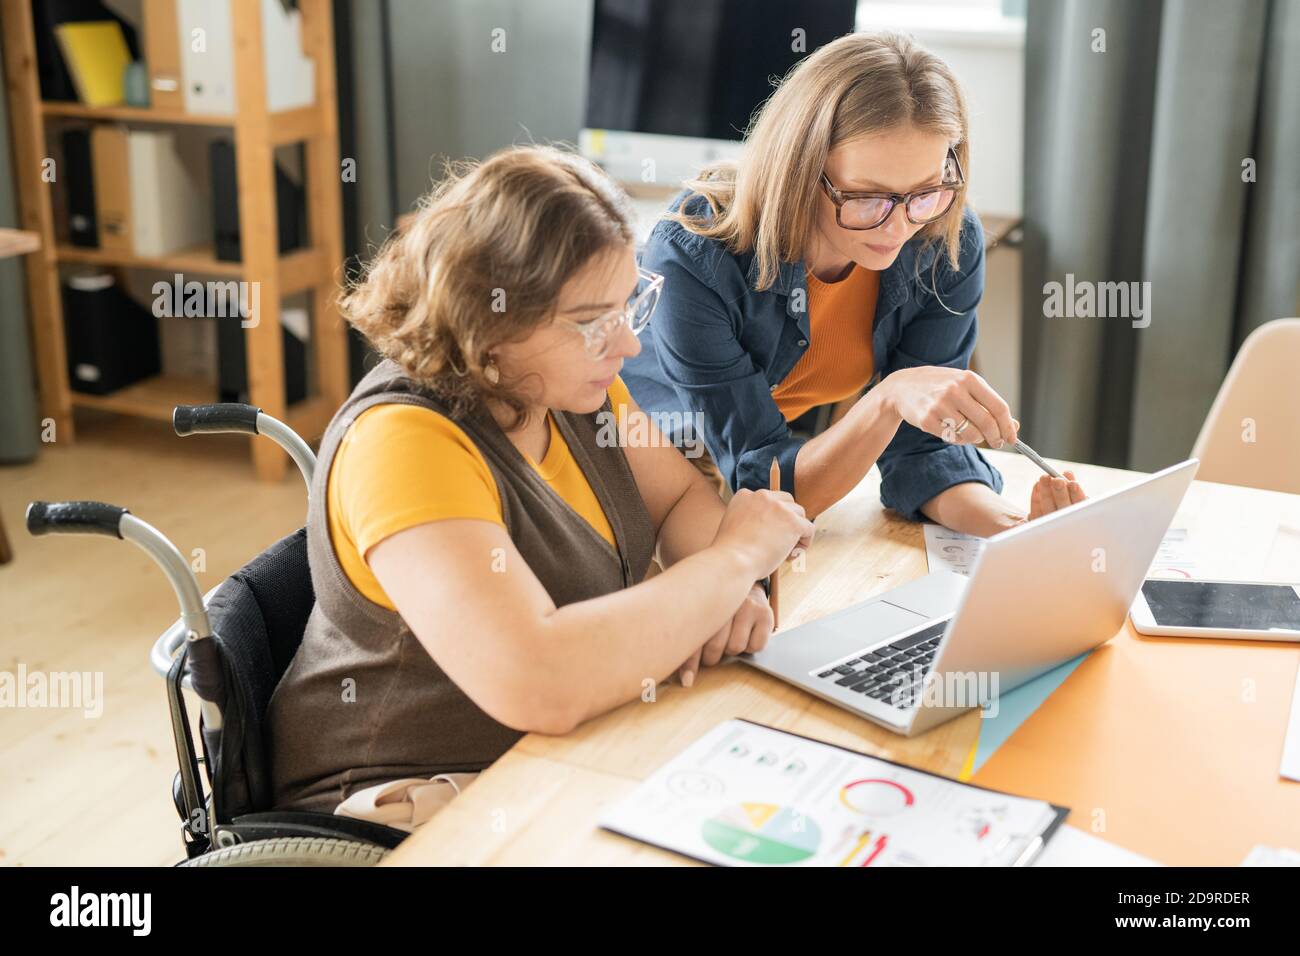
top-left (622, 194), bottom-right (1003, 521)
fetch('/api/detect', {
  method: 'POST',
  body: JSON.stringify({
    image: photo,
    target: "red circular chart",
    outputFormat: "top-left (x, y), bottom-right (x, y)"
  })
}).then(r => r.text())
top-left (839, 778), bottom-right (915, 815)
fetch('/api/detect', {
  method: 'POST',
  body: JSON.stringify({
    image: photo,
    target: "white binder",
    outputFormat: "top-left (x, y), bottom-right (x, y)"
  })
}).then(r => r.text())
top-left (262, 0), bottom-right (315, 112)
top-left (127, 129), bottom-right (210, 256)
top-left (176, 0), bottom-right (315, 115)
top-left (177, 0), bottom-right (236, 114)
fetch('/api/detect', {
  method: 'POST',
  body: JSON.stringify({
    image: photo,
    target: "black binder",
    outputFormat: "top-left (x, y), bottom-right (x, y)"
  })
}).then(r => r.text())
top-left (209, 138), bottom-right (309, 405)
top-left (61, 128), bottom-right (97, 247)
top-left (208, 139), bottom-right (305, 262)
top-left (216, 317), bottom-right (308, 407)
top-left (62, 274), bottom-right (161, 395)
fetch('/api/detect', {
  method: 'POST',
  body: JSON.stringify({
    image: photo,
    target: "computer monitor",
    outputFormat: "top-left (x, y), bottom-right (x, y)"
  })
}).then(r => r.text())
top-left (582, 0), bottom-right (857, 188)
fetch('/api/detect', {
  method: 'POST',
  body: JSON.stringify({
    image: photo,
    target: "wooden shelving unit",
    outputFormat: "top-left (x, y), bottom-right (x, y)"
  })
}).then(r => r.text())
top-left (0, 226), bottom-right (40, 564)
top-left (1, 0), bottom-right (349, 481)
top-left (55, 242), bottom-right (245, 276)
top-left (69, 373), bottom-right (219, 421)
top-left (40, 100), bottom-right (234, 125)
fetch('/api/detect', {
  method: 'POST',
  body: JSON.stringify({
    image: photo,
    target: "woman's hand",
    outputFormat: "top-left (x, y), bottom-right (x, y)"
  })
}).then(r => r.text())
top-left (880, 367), bottom-right (1019, 448)
top-left (1026, 470), bottom-right (1086, 520)
top-left (677, 490), bottom-right (812, 687)
top-left (712, 487), bottom-right (815, 579)
top-left (678, 585), bottom-right (773, 687)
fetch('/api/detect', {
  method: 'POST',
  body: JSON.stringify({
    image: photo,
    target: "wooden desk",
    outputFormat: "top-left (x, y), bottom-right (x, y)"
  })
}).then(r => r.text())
top-left (0, 226), bottom-right (40, 258)
top-left (384, 451), bottom-right (1300, 865)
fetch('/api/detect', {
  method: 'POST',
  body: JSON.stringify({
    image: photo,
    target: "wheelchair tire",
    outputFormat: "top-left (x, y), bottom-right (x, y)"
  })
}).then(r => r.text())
top-left (179, 836), bottom-right (390, 867)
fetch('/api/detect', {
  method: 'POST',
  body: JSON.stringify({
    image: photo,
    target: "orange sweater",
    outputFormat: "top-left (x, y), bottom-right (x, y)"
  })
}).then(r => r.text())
top-left (771, 265), bottom-right (880, 421)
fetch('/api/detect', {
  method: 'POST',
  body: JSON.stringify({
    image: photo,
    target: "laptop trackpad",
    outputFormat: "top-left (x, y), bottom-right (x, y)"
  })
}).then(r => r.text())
top-left (820, 601), bottom-right (930, 648)
top-left (752, 600), bottom-right (930, 674)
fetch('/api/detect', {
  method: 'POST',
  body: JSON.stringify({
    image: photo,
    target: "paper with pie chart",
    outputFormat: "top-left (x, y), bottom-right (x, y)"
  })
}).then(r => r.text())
top-left (922, 522), bottom-right (986, 576)
top-left (924, 522), bottom-right (1202, 580)
top-left (600, 719), bottom-right (1067, 866)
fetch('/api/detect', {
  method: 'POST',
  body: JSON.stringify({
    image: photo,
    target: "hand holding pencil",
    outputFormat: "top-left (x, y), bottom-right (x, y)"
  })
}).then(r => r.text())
top-left (1012, 437), bottom-right (1087, 520)
top-left (675, 462), bottom-right (812, 686)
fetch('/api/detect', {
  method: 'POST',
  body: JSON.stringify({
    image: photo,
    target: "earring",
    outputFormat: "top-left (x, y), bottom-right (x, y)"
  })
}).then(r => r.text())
top-left (484, 359), bottom-right (500, 385)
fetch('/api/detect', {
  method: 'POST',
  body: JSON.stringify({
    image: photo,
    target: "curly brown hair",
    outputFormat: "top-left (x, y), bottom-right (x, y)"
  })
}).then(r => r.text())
top-left (341, 145), bottom-right (635, 428)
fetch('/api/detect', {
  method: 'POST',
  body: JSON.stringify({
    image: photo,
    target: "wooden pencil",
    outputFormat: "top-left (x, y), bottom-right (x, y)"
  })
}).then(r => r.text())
top-left (769, 457), bottom-right (781, 627)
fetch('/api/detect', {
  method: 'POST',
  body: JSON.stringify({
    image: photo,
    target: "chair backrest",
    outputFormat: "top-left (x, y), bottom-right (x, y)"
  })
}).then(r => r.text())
top-left (224, 527), bottom-right (315, 681)
top-left (202, 527), bottom-right (314, 816)
top-left (1191, 318), bottom-right (1300, 495)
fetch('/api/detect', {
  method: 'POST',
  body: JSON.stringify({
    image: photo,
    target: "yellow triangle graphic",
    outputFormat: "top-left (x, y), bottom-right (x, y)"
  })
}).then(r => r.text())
top-left (741, 802), bottom-right (778, 828)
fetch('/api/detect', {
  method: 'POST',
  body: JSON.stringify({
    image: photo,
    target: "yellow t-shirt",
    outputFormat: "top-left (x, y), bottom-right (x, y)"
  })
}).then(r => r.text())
top-left (327, 377), bottom-right (633, 610)
top-left (771, 265), bottom-right (880, 422)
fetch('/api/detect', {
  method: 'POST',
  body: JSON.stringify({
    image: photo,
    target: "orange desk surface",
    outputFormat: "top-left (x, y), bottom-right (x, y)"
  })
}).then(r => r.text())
top-left (973, 624), bottom-right (1300, 865)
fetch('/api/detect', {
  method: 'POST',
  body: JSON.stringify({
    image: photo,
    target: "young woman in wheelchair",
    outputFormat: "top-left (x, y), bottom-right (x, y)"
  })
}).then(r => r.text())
top-left (267, 145), bottom-right (813, 829)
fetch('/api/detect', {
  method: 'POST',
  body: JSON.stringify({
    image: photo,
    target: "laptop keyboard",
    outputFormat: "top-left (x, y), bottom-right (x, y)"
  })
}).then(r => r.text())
top-left (812, 620), bottom-right (949, 710)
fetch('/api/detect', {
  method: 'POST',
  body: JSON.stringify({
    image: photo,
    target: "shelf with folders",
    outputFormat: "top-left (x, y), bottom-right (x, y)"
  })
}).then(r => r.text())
top-left (55, 242), bottom-right (332, 294)
top-left (41, 100), bottom-right (322, 146)
top-left (2, 0), bottom-right (349, 481)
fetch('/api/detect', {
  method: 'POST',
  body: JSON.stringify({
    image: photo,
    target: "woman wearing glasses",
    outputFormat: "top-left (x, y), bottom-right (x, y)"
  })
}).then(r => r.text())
top-left (268, 146), bottom-right (812, 827)
top-left (624, 31), bottom-right (1084, 533)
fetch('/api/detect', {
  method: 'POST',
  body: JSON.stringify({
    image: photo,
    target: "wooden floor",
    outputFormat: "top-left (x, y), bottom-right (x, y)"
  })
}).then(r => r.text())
top-left (0, 411), bottom-right (306, 866)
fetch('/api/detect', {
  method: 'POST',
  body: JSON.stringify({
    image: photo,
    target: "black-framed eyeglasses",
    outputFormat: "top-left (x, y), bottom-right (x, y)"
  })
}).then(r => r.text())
top-left (820, 147), bottom-right (965, 231)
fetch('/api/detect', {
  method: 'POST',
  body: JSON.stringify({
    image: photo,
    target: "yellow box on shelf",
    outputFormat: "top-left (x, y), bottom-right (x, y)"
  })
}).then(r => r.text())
top-left (54, 21), bottom-right (132, 108)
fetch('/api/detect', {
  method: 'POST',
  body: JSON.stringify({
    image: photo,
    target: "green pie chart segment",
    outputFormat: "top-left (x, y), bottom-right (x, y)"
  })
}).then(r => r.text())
top-left (701, 803), bottom-right (821, 864)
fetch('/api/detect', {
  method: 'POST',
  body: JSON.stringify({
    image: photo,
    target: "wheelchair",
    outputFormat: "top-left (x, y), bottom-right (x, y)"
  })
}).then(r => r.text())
top-left (26, 404), bottom-right (409, 866)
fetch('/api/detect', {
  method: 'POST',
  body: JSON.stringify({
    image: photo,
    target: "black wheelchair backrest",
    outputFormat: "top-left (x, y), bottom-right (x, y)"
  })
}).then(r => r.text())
top-left (202, 527), bottom-right (314, 816)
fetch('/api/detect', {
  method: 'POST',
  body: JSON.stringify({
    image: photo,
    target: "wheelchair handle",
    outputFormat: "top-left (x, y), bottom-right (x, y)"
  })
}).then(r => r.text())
top-left (172, 403), bottom-right (260, 436)
top-left (28, 500), bottom-right (225, 728)
top-left (173, 404), bottom-right (316, 491)
top-left (28, 500), bottom-right (211, 638)
top-left (26, 500), bottom-right (127, 538)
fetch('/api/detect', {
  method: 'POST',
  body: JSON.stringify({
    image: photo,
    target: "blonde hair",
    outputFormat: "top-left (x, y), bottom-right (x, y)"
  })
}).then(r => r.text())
top-left (674, 30), bottom-right (970, 290)
top-left (341, 145), bottom-right (635, 428)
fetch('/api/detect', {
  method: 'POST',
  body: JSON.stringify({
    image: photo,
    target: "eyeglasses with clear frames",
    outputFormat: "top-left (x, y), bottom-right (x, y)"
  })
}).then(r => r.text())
top-left (564, 267), bottom-right (664, 359)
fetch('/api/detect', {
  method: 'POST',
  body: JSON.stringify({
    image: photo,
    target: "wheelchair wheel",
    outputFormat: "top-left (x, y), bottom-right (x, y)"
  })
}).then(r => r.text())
top-left (179, 836), bottom-right (390, 867)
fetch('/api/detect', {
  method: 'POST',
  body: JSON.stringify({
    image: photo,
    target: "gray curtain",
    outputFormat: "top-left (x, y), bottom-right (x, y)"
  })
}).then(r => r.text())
top-left (343, 0), bottom-right (398, 258)
top-left (339, 0), bottom-right (593, 380)
top-left (1020, 0), bottom-right (1300, 471)
top-left (0, 37), bottom-right (40, 463)
top-left (359, 0), bottom-right (592, 213)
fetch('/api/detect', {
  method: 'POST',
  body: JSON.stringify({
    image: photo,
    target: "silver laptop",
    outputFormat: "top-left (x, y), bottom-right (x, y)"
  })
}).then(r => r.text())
top-left (745, 459), bottom-right (1199, 736)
